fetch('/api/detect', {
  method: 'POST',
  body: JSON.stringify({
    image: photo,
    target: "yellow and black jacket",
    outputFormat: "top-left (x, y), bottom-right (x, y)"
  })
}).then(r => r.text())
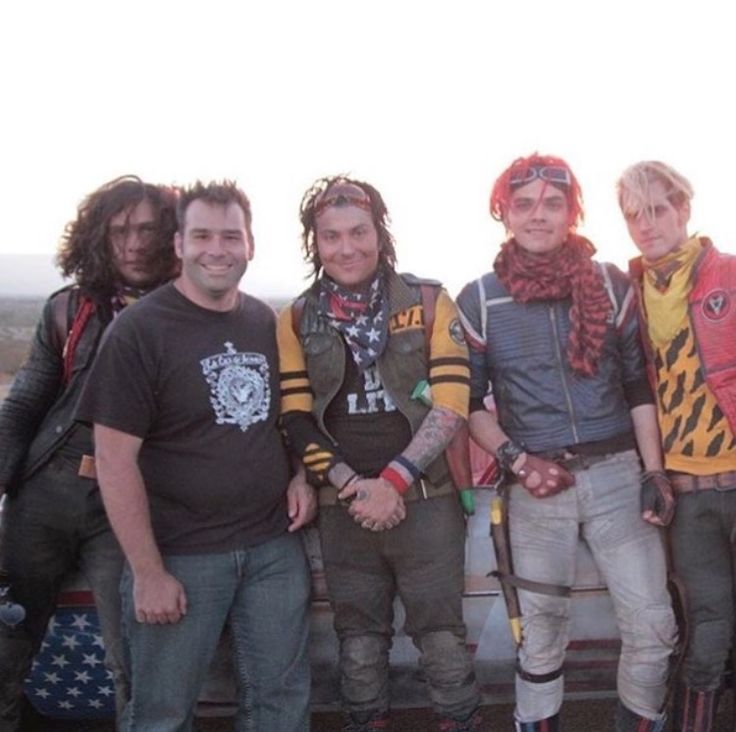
top-left (277, 270), bottom-right (470, 488)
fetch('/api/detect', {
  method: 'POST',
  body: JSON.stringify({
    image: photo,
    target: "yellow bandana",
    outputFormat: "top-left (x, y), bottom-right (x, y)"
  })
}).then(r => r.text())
top-left (642, 237), bottom-right (702, 348)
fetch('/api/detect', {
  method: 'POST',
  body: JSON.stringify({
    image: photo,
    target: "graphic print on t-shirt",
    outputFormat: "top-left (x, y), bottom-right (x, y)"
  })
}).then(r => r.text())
top-left (200, 341), bottom-right (271, 432)
top-left (346, 365), bottom-right (397, 415)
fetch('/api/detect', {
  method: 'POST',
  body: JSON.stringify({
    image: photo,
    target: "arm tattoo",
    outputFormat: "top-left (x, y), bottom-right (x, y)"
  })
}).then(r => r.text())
top-left (402, 406), bottom-right (463, 471)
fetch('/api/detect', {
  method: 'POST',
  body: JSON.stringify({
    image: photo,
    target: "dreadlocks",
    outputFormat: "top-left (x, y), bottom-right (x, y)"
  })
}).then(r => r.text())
top-left (299, 175), bottom-right (397, 280)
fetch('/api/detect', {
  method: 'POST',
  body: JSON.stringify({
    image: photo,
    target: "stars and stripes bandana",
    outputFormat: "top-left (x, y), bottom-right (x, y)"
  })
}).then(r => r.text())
top-left (319, 274), bottom-right (389, 371)
top-left (25, 606), bottom-right (115, 718)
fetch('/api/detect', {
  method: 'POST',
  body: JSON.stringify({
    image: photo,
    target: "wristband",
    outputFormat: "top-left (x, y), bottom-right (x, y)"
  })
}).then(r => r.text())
top-left (339, 472), bottom-right (360, 491)
top-left (380, 466), bottom-right (411, 495)
top-left (495, 439), bottom-right (526, 472)
top-left (393, 455), bottom-right (422, 482)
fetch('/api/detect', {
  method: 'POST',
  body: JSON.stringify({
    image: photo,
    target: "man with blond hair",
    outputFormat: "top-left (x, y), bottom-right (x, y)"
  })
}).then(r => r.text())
top-left (618, 161), bottom-right (736, 731)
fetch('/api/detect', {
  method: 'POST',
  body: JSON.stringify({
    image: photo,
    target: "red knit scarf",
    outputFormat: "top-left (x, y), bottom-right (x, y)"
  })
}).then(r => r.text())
top-left (494, 235), bottom-right (612, 377)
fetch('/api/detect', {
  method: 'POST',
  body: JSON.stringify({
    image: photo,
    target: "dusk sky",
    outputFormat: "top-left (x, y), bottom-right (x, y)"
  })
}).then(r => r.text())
top-left (2, 1), bottom-right (734, 298)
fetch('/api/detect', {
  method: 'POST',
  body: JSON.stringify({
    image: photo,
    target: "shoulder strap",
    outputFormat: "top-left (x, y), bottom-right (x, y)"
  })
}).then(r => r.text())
top-left (62, 294), bottom-right (96, 385)
top-left (291, 296), bottom-right (306, 337)
top-left (418, 283), bottom-right (438, 358)
top-left (598, 262), bottom-right (619, 321)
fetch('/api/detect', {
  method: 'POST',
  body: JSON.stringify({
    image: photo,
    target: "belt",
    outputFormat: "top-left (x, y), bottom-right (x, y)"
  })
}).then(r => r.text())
top-left (668, 470), bottom-right (736, 493)
top-left (319, 478), bottom-right (455, 506)
top-left (537, 451), bottom-right (614, 472)
top-left (78, 454), bottom-right (97, 480)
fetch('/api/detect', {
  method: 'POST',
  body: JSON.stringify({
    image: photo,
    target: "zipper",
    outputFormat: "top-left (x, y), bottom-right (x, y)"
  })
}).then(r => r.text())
top-left (549, 304), bottom-right (580, 444)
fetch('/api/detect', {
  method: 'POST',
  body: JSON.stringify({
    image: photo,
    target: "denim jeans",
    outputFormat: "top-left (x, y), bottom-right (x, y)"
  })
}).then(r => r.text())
top-left (319, 494), bottom-right (479, 721)
top-left (0, 456), bottom-right (126, 730)
top-left (119, 531), bottom-right (311, 732)
top-left (509, 450), bottom-right (676, 723)
top-left (670, 485), bottom-right (736, 690)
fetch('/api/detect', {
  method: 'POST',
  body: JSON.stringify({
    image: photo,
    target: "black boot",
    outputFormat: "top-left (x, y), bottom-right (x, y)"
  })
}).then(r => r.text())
top-left (672, 686), bottom-right (720, 731)
top-left (343, 709), bottom-right (390, 731)
top-left (615, 701), bottom-right (666, 731)
top-left (514, 713), bottom-right (560, 731)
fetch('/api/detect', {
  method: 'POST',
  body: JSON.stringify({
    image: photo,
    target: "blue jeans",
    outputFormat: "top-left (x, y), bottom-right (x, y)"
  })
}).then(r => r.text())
top-left (120, 532), bottom-right (311, 732)
top-left (0, 456), bottom-right (126, 730)
top-left (509, 450), bottom-right (676, 723)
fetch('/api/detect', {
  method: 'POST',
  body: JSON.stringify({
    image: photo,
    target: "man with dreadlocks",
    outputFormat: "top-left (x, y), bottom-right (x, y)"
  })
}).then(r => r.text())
top-left (0, 176), bottom-right (177, 730)
top-left (456, 154), bottom-right (676, 731)
top-left (277, 176), bottom-right (481, 731)
top-left (617, 161), bottom-right (736, 731)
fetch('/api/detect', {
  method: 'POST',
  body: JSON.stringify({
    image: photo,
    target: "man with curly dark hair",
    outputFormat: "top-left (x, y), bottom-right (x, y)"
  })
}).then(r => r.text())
top-left (0, 175), bottom-right (177, 730)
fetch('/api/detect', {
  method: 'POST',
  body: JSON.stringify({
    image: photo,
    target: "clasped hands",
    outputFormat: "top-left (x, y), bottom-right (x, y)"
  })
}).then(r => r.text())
top-left (338, 476), bottom-right (406, 532)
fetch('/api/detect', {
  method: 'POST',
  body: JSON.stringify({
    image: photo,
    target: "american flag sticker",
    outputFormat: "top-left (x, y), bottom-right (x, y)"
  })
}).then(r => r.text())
top-left (25, 605), bottom-right (114, 718)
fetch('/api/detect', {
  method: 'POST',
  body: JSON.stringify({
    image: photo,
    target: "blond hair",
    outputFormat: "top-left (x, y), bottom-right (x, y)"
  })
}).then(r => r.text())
top-left (616, 161), bottom-right (693, 217)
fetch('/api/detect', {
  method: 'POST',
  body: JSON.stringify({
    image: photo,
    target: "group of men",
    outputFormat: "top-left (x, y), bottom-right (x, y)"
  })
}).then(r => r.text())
top-left (0, 155), bottom-right (732, 732)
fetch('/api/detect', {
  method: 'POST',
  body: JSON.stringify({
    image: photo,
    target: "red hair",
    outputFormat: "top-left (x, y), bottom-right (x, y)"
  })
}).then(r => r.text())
top-left (490, 153), bottom-right (584, 231)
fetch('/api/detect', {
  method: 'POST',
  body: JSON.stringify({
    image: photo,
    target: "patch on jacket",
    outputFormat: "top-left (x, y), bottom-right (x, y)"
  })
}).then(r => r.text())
top-left (702, 289), bottom-right (731, 321)
top-left (449, 318), bottom-right (466, 345)
top-left (389, 305), bottom-right (424, 333)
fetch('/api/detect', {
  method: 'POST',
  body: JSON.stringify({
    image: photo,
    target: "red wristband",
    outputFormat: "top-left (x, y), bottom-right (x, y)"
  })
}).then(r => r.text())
top-left (380, 467), bottom-right (411, 495)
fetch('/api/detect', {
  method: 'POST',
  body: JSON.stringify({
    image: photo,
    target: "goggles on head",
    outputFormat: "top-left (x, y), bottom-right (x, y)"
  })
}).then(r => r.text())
top-left (510, 165), bottom-right (571, 189)
top-left (313, 182), bottom-right (371, 217)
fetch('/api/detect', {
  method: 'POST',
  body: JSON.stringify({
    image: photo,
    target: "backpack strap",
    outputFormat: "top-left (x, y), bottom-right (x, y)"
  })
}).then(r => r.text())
top-left (61, 293), bottom-right (96, 386)
top-left (418, 283), bottom-right (438, 358)
top-left (290, 296), bottom-right (306, 337)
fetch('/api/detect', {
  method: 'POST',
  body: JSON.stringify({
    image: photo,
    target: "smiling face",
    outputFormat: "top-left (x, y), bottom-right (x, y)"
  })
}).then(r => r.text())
top-left (623, 179), bottom-right (690, 261)
top-left (174, 200), bottom-right (253, 311)
top-left (503, 178), bottom-right (570, 254)
top-left (314, 205), bottom-right (380, 291)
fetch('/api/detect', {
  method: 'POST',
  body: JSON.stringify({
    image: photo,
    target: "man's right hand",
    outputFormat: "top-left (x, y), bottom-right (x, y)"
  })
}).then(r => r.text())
top-left (513, 454), bottom-right (575, 498)
top-left (344, 477), bottom-right (406, 531)
top-left (133, 570), bottom-right (188, 624)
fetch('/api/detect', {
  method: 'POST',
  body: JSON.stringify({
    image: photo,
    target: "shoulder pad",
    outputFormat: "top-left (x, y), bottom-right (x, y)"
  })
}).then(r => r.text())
top-left (399, 272), bottom-right (443, 288)
top-left (48, 283), bottom-right (79, 301)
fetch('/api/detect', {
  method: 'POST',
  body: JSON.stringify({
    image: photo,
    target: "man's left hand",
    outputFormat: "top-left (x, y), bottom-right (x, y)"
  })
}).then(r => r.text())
top-left (287, 471), bottom-right (317, 531)
top-left (640, 470), bottom-right (675, 526)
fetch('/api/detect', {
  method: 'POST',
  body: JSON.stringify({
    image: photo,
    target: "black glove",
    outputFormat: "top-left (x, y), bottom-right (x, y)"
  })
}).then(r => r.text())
top-left (640, 470), bottom-right (675, 526)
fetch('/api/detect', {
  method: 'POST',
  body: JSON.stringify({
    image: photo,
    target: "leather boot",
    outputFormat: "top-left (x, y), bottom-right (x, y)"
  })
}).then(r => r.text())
top-left (672, 686), bottom-right (720, 731)
top-left (615, 701), bottom-right (666, 731)
top-left (343, 709), bottom-right (390, 731)
top-left (514, 713), bottom-right (560, 731)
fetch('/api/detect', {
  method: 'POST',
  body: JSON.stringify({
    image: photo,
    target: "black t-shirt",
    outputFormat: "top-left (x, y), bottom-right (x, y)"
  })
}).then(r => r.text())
top-left (324, 346), bottom-right (413, 476)
top-left (77, 283), bottom-right (290, 555)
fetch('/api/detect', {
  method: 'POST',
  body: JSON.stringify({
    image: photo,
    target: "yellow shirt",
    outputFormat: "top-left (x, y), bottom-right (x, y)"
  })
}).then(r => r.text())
top-left (653, 321), bottom-right (736, 474)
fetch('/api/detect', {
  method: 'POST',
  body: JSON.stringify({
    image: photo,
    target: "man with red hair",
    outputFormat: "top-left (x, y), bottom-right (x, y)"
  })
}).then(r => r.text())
top-left (456, 155), bottom-right (676, 731)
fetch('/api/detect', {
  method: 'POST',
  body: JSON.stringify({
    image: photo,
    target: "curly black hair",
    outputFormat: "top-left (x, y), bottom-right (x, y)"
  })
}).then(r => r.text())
top-left (57, 176), bottom-right (178, 300)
